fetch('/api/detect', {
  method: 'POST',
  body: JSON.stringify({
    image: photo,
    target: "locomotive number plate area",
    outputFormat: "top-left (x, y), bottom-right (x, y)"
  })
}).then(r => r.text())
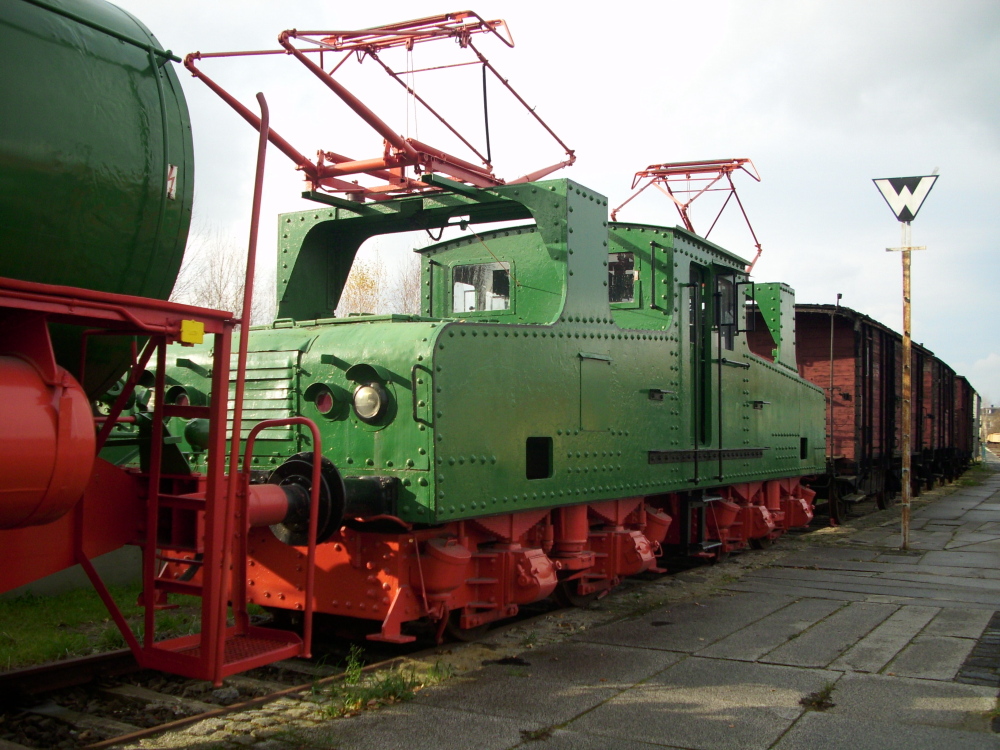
top-left (648, 448), bottom-right (765, 464)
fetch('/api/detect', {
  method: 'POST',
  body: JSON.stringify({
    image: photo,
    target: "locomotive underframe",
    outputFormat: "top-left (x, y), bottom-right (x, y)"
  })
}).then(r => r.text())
top-left (157, 477), bottom-right (813, 641)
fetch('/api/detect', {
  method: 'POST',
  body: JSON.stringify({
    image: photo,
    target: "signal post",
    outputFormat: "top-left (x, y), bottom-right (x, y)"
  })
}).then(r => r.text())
top-left (874, 174), bottom-right (938, 550)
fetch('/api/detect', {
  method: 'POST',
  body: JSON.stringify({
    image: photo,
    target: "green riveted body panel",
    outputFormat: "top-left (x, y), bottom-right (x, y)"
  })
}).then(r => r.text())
top-left (155, 179), bottom-right (825, 525)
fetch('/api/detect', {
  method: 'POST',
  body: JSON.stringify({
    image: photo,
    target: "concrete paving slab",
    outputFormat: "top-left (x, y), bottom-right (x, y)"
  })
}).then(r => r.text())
top-left (783, 559), bottom-right (1000, 582)
top-left (923, 607), bottom-right (995, 639)
top-left (912, 507), bottom-right (968, 521)
top-left (851, 530), bottom-right (900, 545)
top-left (878, 571), bottom-right (1000, 593)
top-left (945, 540), bottom-right (1000, 554)
top-left (922, 523), bottom-right (967, 532)
top-left (577, 592), bottom-right (794, 653)
top-left (828, 605), bottom-right (940, 673)
top-left (874, 553), bottom-right (922, 565)
top-left (516, 727), bottom-right (685, 750)
top-left (779, 558), bottom-right (922, 574)
top-left (292, 702), bottom-right (538, 750)
top-left (570, 658), bottom-right (837, 750)
top-left (470, 642), bottom-right (682, 688)
top-left (773, 712), bottom-right (1000, 750)
top-left (781, 549), bottom-right (881, 565)
top-left (941, 564), bottom-right (1000, 579)
top-left (724, 580), bottom-right (870, 603)
top-left (761, 602), bottom-right (896, 667)
top-left (826, 672), bottom-right (997, 731)
top-left (902, 534), bottom-right (956, 551)
top-left (867, 563), bottom-right (1000, 580)
top-left (914, 504), bottom-right (968, 524)
top-left (886, 635), bottom-right (977, 680)
top-left (894, 529), bottom-right (955, 549)
top-left (727, 577), bottom-right (1000, 610)
top-left (955, 511), bottom-right (1000, 524)
top-left (947, 534), bottom-right (1000, 547)
top-left (920, 550), bottom-right (1000, 568)
top-left (748, 567), bottom-right (1000, 605)
top-left (412, 673), bottom-right (618, 725)
top-left (696, 599), bottom-right (846, 662)
top-left (755, 567), bottom-right (877, 581)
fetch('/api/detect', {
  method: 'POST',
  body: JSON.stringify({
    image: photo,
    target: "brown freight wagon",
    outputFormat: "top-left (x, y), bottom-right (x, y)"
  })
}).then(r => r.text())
top-left (954, 376), bottom-right (981, 466)
top-left (748, 303), bottom-right (976, 523)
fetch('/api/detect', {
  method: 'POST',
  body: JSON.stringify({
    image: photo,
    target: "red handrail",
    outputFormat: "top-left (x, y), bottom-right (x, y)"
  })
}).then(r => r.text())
top-left (242, 418), bottom-right (323, 657)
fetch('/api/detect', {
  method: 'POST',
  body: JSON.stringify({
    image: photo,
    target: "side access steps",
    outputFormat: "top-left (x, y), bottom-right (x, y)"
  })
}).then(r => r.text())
top-left (684, 494), bottom-right (726, 556)
top-left (76, 95), bottom-right (323, 685)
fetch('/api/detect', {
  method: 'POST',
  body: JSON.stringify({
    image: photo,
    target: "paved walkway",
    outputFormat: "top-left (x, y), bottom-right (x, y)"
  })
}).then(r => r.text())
top-left (292, 456), bottom-right (1000, 750)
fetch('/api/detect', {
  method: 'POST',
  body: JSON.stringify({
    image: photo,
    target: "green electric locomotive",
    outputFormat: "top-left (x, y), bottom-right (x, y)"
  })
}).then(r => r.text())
top-left (146, 178), bottom-right (825, 640)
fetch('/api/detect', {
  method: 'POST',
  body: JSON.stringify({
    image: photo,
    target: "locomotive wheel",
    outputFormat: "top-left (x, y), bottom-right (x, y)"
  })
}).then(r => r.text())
top-left (445, 611), bottom-right (491, 642)
top-left (553, 580), bottom-right (601, 608)
top-left (750, 535), bottom-right (774, 550)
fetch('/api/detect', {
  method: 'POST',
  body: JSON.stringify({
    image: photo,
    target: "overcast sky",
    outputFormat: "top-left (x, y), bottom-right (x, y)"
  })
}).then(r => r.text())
top-left (117, 0), bottom-right (1000, 404)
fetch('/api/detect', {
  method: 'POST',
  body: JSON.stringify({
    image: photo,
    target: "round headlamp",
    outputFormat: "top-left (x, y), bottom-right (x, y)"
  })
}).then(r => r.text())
top-left (353, 382), bottom-right (387, 423)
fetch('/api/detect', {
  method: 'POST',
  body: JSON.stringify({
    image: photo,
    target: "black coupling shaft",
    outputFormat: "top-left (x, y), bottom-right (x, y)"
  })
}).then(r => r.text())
top-left (266, 452), bottom-right (398, 546)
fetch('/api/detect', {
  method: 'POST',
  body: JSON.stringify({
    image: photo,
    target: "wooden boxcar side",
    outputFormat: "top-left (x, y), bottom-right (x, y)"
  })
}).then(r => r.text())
top-left (770, 303), bottom-right (970, 516)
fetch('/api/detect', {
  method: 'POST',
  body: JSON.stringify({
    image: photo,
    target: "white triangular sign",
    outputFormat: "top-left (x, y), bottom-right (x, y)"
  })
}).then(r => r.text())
top-left (873, 175), bottom-right (938, 222)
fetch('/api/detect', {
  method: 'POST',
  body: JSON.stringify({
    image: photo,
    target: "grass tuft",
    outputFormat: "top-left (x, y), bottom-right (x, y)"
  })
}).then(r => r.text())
top-left (800, 681), bottom-right (836, 711)
top-left (321, 656), bottom-right (455, 717)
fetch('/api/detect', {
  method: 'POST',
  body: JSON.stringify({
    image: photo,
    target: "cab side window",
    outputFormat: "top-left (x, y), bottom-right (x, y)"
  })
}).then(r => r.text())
top-left (453, 262), bottom-right (511, 313)
top-left (608, 252), bottom-right (636, 303)
top-left (717, 275), bottom-right (736, 350)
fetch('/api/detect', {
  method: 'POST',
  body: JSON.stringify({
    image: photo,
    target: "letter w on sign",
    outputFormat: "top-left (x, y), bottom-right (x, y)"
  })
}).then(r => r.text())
top-left (873, 175), bottom-right (938, 222)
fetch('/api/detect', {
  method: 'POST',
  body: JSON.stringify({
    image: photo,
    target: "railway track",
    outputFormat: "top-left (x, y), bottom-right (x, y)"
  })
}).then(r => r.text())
top-left (0, 647), bottom-right (409, 749)
top-left (0, 604), bottom-right (564, 750)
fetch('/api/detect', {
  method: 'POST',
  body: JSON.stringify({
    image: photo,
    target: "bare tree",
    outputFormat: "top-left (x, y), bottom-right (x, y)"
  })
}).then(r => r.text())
top-left (171, 229), bottom-right (276, 326)
top-left (335, 250), bottom-right (387, 317)
top-left (335, 246), bottom-right (423, 317)
top-left (387, 251), bottom-right (422, 315)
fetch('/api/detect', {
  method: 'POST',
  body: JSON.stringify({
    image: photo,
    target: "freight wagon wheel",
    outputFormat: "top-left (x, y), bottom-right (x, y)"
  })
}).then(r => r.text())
top-left (876, 492), bottom-right (896, 511)
top-left (553, 580), bottom-right (601, 608)
top-left (828, 483), bottom-right (847, 526)
top-left (445, 611), bottom-right (491, 642)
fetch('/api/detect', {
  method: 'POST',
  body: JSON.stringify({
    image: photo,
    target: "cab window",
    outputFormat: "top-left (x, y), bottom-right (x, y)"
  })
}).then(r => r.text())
top-left (717, 275), bottom-right (736, 350)
top-left (608, 252), bottom-right (636, 303)
top-left (452, 262), bottom-right (511, 313)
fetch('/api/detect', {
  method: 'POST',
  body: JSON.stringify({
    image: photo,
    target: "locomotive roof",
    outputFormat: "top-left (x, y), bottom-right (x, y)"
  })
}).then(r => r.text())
top-left (612, 222), bottom-right (751, 269)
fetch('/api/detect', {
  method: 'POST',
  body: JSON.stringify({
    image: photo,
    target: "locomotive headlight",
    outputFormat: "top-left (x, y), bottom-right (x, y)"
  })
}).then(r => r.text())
top-left (353, 382), bottom-right (387, 423)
